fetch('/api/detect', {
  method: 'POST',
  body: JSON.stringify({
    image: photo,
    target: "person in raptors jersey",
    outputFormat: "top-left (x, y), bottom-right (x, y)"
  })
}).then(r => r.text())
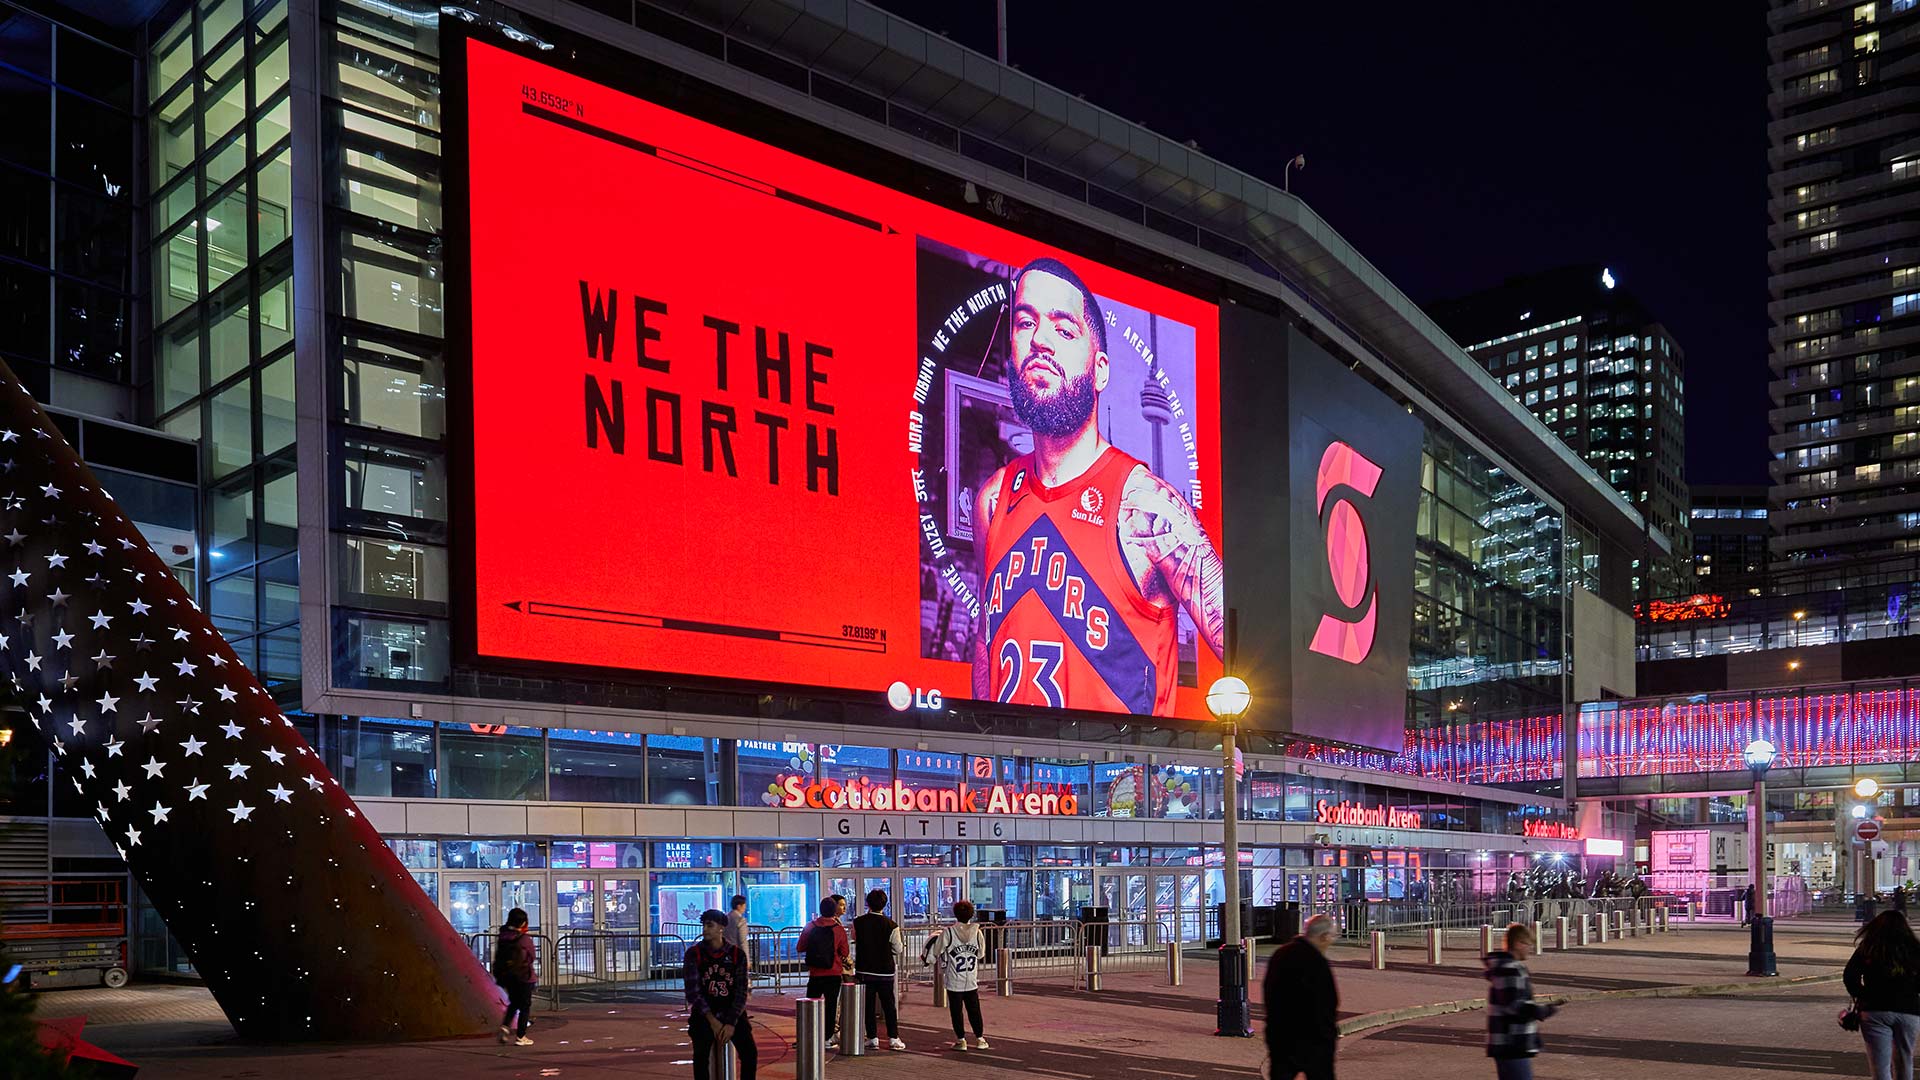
top-left (971, 257), bottom-right (1224, 715)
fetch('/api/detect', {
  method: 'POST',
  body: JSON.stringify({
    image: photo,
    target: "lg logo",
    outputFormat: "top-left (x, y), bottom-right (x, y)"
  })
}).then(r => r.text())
top-left (886, 680), bottom-right (943, 712)
top-left (1309, 440), bottom-right (1382, 665)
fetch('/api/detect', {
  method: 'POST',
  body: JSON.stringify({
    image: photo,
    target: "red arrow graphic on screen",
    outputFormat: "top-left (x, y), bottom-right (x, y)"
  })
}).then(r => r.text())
top-left (504, 600), bottom-right (887, 654)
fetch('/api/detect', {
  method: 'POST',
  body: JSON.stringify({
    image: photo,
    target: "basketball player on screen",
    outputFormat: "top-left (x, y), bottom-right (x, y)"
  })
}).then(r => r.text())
top-left (971, 257), bottom-right (1224, 715)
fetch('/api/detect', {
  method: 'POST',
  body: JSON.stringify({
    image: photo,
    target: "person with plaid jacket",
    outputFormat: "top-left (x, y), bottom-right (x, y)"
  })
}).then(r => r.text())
top-left (1484, 923), bottom-right (1558, 1080)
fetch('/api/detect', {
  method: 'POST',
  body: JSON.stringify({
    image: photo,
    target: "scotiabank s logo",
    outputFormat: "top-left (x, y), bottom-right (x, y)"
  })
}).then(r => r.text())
top-left (1309, 440), bottom-right (1382, 665)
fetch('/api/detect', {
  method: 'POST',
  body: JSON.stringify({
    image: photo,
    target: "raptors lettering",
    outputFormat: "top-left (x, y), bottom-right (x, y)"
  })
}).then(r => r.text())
top-left (577, 280), bottom-right (841, 495)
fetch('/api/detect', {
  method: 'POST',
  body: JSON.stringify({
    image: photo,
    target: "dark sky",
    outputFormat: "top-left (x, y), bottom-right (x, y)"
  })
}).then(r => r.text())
top-left (872, 2), bottom-right (1772, 486)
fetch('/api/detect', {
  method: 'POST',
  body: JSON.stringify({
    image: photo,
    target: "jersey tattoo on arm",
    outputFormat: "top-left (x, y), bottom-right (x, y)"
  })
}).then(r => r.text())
top-left (971, 470), bottom-right (1004, 698)
top-left (1119, 467), bottom-right (1225, 658)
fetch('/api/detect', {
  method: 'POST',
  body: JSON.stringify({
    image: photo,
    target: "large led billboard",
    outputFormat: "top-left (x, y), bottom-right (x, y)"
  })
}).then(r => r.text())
top-left (461, 40), bottom-right (1225, 719)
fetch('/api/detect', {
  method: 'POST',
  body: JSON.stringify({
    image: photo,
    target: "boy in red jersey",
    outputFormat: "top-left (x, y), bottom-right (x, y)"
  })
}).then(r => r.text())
top-left (971, 257), bottom-right (1223, 715)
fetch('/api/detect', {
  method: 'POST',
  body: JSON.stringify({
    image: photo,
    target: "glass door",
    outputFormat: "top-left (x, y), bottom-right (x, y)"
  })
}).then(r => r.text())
top-left (554, 878), bottom-right (598, 984)
top-left (897, 874), bottom-right (935, 925)
top-left (1178, 871), bottom-right (1204, 942)
top-left (444, 875), bottom-right (495, 965)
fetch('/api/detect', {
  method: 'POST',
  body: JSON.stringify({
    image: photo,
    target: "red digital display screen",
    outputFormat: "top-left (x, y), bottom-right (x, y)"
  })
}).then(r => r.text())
top-left (464, 41), bottom-right (1224, 719)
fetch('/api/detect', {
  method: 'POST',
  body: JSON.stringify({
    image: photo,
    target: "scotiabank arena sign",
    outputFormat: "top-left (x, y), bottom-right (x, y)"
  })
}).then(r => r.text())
top-left (778, 775), bottom-right (1080, 816)
top-left (1314, 799), bottom-right (1423, 829)
top-left (1522, 819), bottom-right (1582, 840)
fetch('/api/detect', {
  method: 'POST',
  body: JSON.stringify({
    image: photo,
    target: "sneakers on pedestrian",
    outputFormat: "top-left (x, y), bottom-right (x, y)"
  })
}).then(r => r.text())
top-left (497, 1026), bottom-right (512, 1044)
top-left (513, 1036), bottom-right (534, 1046)
top-left (866, 1038), bottom-right (880, 1050)
top-left (826, 1034), bottom-right (840, 1049)
top-left (972, 1037), bottom-right (990, 1049)
top-left (889, 1038), bottom-right (907, 1051)
top-left (951, 1038), bottom-right (968, 1051)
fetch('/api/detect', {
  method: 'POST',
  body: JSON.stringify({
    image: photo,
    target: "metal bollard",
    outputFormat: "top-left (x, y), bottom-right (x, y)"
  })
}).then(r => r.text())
top-left (711, 1039), bottom-right (741, 1080)
top-left (1658, 907), bottom-right (1669, 933)
top-left (1628, 908), bottom-right (1641, 937)
top-left (1578, 915), bottom-right (1593, 947)
top-left (932, 971), bottom-right (947, 1008)
top-left (1243, 938), bottom-right (1257, 988)
top-left (1427, 927), bottom-right (1443, 965)
top-left (996, 946), bottom-right (1013, 997)
top-left (1611, 910), bottom-right (1625, 939)
top-left (1084, 944), bottom-right (1103, 991)
top-left (795, 997), bottom-right (827, 1080)
top-left (1555, 915), bottom-right (1569, 951)
top-left (1598, 913), bottom-right (1610, 942)
top-left (1687, 900), bottom-right (1697, 923)
top-left (839, 980), bottom-right (867, 1055)
top-left (1370, 931), bottom-right (1387, 970)
top-left (1481, 924), bottom-right (1496, 956)
top-left (1166, 941), bottom-right (1183, 985)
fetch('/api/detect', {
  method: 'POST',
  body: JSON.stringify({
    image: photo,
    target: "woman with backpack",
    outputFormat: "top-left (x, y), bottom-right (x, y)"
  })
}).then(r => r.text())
top-left (923, 900), bottom-right (990, 1051)
top-left (491, 907), bottom-right (538, 1046)
top-left (798, 897), bottom-right (850, 1048)
top-left (1846, 910), bottom-right (1920, 1080)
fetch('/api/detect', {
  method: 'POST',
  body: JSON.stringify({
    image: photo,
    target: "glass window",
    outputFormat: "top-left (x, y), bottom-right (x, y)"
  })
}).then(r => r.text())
top-left (258, 625), bottom-right (298, 686)
top-left (337, 715), bottom-right (434, 797)
top-left (208, 473), bottom-right (253, 566)
top-left (203, 66), bottom-right (247, 145)
top-left (157, 317), bottom-right (201, 413)
top-left (0, 167), bottom-right (48, 268)
top-left (255, 92), bottom-right (290, 154)
top-left (736, 740), bottom-right (815, 807)
top-left (1094, 762), bottom-right (1148, 818)
top-left (338, 225), bottom-right (441, 336)
top-left (340, 439), bottom-right (447, 527)
top-left (1152, 763), bottom-right (1207, 820)
top-left (653, 842), bottom-right (730, 868)
top-left (895, 749), bottom-right (962, 788)
top-left (258, 552), bottom-right (298, 627)
top-left (967, 845), bottom-right (1031, 867)
top-left (1029, 760), bottom-right (1090, 812)
top-left (652, 872), bottom-right (731, 938)
top-left (340, 332), bottom-right (446, 438)
top-left (209, 377), bottom-right (251, 476)
top-left (256, 147), bottom-right (290, 256)
top-left (0, 69), bottom-right (50, 173)
top-left (1035, 868), bottom-right (1091, 920)
top-left (385, 838), bottom-right (437, 868)
top-left (260, 353), bottom-right (294, 455)
top-left (259, 462), bottom-right (297, 562)
top-left (337, 535), bottom-right (447, 607)
top-left (739, 871), bottom-right (818, 932)
top-left (647, 735), bottom-right (719, 806)
top-left (254, 34), bottom-right (289, 110)
top-left (56, 187), bottom-right (130, 287)
top-left (441, 840), bottom-right (544, 870)
top-left (439, 723), bottom-right (545, 801)
top-left (818, 744), bottom-right (889, 787)
top-left (739, 843), bottom-right (820, 869)
top-left (55, 91), bottom-right (131, 199)
top-left (547, 728), bottom-right (647, 803)
top-left (968, 869), bottom-right (1029, 921)
top-left (210, 568), bottom-right (253, 635)
top-left (54, 280), bottom-right (130, 378)
top-left (336, 610), bottom-right (448, 686)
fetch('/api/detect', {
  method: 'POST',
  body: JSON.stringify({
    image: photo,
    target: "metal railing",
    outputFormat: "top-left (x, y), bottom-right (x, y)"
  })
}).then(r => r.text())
top-left (464, 930), bottom-right (561, 1010)
top-left (1338, 895), bottom-right (1683, 940)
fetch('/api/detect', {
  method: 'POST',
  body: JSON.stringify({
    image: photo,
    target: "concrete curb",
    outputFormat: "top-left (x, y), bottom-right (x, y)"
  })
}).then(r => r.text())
top-left (1336, 970), bottom-right (1845, 1039)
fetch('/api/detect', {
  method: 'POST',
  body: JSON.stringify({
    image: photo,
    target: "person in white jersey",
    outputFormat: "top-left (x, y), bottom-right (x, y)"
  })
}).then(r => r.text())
top-left (922, 899), bottom-right (990, 1051)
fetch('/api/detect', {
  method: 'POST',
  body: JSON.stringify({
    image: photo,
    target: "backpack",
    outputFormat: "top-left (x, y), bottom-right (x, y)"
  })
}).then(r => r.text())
top-left (801, 921), bottom-right (837, 970)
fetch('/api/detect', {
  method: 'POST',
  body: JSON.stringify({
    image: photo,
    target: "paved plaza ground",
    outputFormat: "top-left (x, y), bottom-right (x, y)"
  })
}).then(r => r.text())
top-left (35, 917), bottom-right (1864, 1079)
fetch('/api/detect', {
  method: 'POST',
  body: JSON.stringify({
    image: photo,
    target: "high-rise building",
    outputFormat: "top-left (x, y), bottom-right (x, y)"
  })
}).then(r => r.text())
top-left (1428, 264), bottom-right (1691, 596)
top-left (1688, 484), bottom-right (1771, 588)
top-left (1767, 0), bottom-right (1920, 565)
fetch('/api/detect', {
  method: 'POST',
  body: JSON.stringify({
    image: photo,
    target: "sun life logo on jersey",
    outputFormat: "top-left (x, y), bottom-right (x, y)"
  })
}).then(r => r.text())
top-left (1071, 485), bottom-right (1105, 526)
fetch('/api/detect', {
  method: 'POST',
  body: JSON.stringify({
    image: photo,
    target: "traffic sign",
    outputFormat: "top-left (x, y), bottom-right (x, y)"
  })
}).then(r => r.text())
top-left (1858, 819), bottom-right (1883, 842)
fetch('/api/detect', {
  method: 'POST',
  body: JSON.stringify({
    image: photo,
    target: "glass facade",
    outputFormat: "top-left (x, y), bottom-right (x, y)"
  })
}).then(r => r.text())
top-left (0, 2), bottom-right (137, 397)
top-left (148, 0), bottom-right (297, 690)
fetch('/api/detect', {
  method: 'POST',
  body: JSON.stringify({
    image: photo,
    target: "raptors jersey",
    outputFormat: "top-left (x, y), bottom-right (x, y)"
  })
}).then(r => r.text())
top-left (983, 445), bottom-right (1178, 715)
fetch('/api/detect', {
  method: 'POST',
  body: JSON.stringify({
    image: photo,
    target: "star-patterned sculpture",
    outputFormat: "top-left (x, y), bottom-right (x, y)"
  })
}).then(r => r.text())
top-left (0, 371), bottom-right (499, 1039)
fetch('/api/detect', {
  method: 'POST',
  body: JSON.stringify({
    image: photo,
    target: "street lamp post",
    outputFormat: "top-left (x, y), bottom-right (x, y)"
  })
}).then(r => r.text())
top-left (1207, 676), bottom-right (1252, 1037)
top-left (1744, 738), bottom-right (1778, 977)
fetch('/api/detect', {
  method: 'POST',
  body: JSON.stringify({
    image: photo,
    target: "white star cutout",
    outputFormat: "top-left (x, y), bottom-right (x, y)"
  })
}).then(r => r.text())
top-left (219, 720), bottom-right (243, 739)
top-left (80, 759), bottom-right (96, 778)
top-left (302, 775), bottom-right (324, 791)
top-left (125, 827), bottom-right (141, 847)
top-left (51, 737), bottom-right (64, 755)
top-left (173, 658), bottom-right (197, 676)
top-left (179, 735), bottom-right (206, 757)
top-left (87, 610), bottom-right (111, 629)
top-left (103, 737), bottom-right (124, 758)
top-left (45, 552), bottom-right (66, 568)
top-left (39, 483), bottom-right (59, 498)
top-left (128, 599), bottom-right (150, 615)
top-left (83, 540), bottom-right (103, 556)
top-left (66, 716), bottom-right (86, 737)
top-left (184, 780), bottom-right (209, 801)
top-left (170, 628), bottom-right (190, 642)
top-left (210, 654), bottom-right (227, 668)
top-left (111, 780), bottom-right (131, 801)
top-left (51, 629), bottom-right (72, 649)
top-left (267, 784), bottom-right (292, 804)
top-left (346, 808), bottom-right (357, 818)
top-left (224, 761), bottom-right (251, 780)
top-left (32, 694), bottom-right (48, 713)
top-left (228, 801), bottom-right (254, 823)
top-left (95, 692), bottom-right (118, 713)
top-left (148, 802), bottom-right (171, 824)
top-left (141, 757), bottom-right (166, 779)
top-left (7, 569), bottom-right (25, 587)
top-left (1, 430), bottom-right (15, 442)
top-left (23, 652), bottom-right (39, 671)
top-left (46, 587), bottom-right (68, 606)
top-left (133, 672), bottom-right (158, 691)
top-left (216, 686), bottom-right (238, 702)
top-left (137, 713), bottom-right (163, 734)
top-left (262, 747), bottom-right (286, 765)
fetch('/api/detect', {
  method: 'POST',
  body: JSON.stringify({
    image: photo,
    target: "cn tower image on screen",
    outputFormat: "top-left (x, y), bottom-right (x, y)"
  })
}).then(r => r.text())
top-left (463, 39), bottom-right (1224, 720)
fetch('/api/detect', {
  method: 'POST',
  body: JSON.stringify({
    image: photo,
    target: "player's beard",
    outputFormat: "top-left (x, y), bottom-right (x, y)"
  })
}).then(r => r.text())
top-left (1009, 361), bottom-right (1097, 437)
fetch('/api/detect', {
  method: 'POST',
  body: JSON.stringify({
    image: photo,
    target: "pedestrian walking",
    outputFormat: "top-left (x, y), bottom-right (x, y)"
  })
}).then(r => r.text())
top-left (1740, 884), bottom-right (1756, 927)
top-left (1846, 910), bottom-right (1920, 1080)
top-left (853, 888), bottom-right (906, 1050)
top-left (491, 907), bottom-right (538, 1047)
top-left (685, 908), bottom-right (757, 1080)
top-left (1485, 922), bottom-right (1558, 1080)
top-left (726, 894), bottom-right (749, 949)
top-left (923, 899), bottom-right (990, 1051)
top-left (1262, 913), bottom-right (1338, 1080)
top-left (798, 897), bottom-right (850, 1048)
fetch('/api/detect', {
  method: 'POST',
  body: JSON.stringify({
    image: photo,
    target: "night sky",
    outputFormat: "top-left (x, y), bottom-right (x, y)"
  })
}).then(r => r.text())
top-left (872, 2), bottom-right (1772, 486)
